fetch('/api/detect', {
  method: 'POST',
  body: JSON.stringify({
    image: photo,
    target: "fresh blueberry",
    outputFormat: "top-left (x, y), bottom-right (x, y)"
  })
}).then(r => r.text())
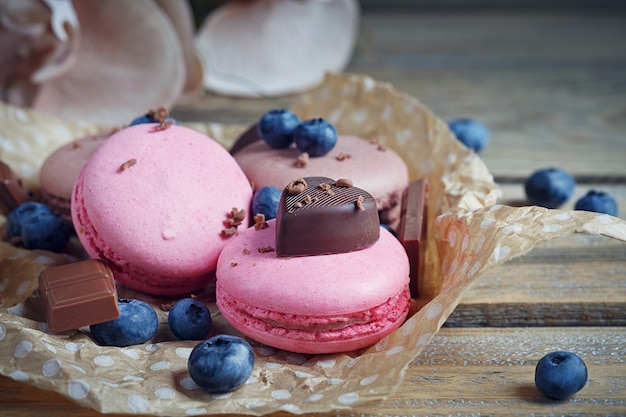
top-left (524, 168), bottom-right (576, 209)
top-left (168, 298), bottom-right (212, 340)
top-left (188, 334), bottom-right (255, 393)
top-left (6, 201), bottom-right (52, 238)
top-left (575, 190), bottom-right (618, 216)
top-left (129, 113), bottom-right (177, 126)
top-left (293, 118), bottom-right (338, 157)
top-left (21, 212), bottom-right (71, 252)
top-left (90, 299), bottom-right (159, 347)
top-left (448, 118), bottom-right (490, 153)
top-left (535, 351), bottom-right (588, 400)
top-left (257, 109), bottom-right (301, 149)
top-left (252, 186), bottom-right (282, 220)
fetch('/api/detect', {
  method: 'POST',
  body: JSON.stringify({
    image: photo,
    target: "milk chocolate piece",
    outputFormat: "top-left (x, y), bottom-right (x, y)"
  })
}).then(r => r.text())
top-left (276, 176), bottom-right (380, 257)
top-left (398, 179), bottom-right (428, 298)
top-left (38, 260), bottom-right (120, 333)
top-left (0, 161), bottom-right (29, 216)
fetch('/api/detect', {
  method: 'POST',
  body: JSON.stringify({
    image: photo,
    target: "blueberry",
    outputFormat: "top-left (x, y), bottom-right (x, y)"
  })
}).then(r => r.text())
top-left (129, 113), bottom-right (177, 126)
top-left (524, 168), bottom-right (576, 209)
top-left (188, 334), bottom-right (255, 393)
top-left (575, 190), bottom-right (618, 216)
top-left (6, 201), bottom-right (52, 238)
top-left (535, 351), bottom-right (588, 400)
top-left (257, 109), bottom-right (301, 149)
top-left (21, 212), bottom-right (71, 252)
top-left (293, 118), bottom-right (338, 157)
top-left (90, 299), bottom-right (158, 347)
top-left (168, 298), bottom-right (212, 340)
top-left (448, 118), bottom-right (490, 153)
top-left (252, 186), bottom-right (281, 220)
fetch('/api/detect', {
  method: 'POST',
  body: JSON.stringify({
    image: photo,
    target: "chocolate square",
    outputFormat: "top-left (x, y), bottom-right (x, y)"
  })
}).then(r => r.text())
top-left (38, 260), bottom-right (120, 333)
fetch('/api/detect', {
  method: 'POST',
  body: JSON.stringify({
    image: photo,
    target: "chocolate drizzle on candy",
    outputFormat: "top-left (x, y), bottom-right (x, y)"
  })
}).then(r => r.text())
top-left (275, 176), bottom-right (380, 257)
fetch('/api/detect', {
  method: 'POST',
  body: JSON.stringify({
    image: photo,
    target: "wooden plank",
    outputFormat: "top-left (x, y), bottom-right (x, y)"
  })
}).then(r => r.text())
top-left (175, 10), bottom-right (626, 178)
top-left (448, 183), bottom-right (626, 327)
top-left (1, 327), bottom-right (624, 416)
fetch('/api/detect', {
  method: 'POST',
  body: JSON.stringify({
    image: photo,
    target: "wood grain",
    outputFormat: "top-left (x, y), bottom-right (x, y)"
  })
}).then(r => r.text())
top-left (1, 327), bottom-right (624, 417)
top-left (176, 12), bottom-right (626, 179)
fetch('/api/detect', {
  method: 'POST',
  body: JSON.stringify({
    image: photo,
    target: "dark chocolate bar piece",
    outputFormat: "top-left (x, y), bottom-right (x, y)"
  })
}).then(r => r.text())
top-left (0, 161), bottom-right (29, 216)
top-left (276, 176), bottom-right (380, 257)
top-left (398, 179), bottom-right (428, 298)
top-left (38, 260), bottom-right (120, 333)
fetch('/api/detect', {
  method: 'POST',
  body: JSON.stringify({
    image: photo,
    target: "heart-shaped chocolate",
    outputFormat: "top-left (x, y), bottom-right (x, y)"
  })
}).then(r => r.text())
top-left (275, 176), bottom-right (380, 257)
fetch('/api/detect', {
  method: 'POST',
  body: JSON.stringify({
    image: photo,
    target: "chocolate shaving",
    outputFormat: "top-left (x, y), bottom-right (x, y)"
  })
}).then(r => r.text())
top-left (148, 107), bottom-right (174, 131)
top-left (295, 152), bottom-right (310, 168)
top-left (221, 207), bottom-right (246, 236)
top-left (118, 159), bottom-right (137, 172)
top-left (286, 178), bottom-right (308, 195)
top-left (356, 195), bottom-right (365, 210)
top-left (257, 246), bottom-right (275, 253)
top-left (254, 213), bottom-right (268, 230)
top-left (336, 153), bottom-right (351, 161)
top-left (335, 178), bottom-right (353, 187)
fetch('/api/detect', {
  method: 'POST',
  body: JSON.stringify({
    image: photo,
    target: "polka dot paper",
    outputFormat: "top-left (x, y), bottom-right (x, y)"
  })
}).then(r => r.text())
top-left (2, 73), bottom-right (626, 416)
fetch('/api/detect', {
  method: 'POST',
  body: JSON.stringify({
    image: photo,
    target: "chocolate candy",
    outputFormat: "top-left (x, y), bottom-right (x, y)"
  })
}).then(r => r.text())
top-left (38, 260), bottom-right (120, 333)
top-left (0, 160), bottom-right (29, 216)
top-left (398, 179), bottom-right (428, 298)
top-left (276, 176), bottom-right (380, 257)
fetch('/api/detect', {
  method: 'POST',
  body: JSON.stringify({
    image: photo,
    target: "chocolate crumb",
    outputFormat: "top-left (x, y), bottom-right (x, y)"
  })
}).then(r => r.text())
top-left (221, 227), bottom-right (238, 237)
top-left (335, 178), bottom-right (353, 187)
top-left (254, 213), bottom-right (268, 230)
top-left (258, 246), bottom-right (274, 253)
top-left (326, 189), bottom-right (335, 196)
top-left (118, 158), bottom-right (137, 172)
top-left (230, 261), bottom-right (238, 267)
top-left (336, 153), bottom-right (351, 161)
top-left (243, 248), bottom-right (250, 255)
top-left (318, 183), bottom-right (331, 191)
top-left (295, 152), bottom-right (310, 168)
top-left (377, 144), bottom-right (387, 151)
top-left (72, 142), bottom-right (81, 149)
top-left (294, 201), bottom-right (303, 208)
top-left (286, 178), bottom-right (308, 194)
top-left (304, 195), bottom-right (312, 204)
top-left (356, 195), bottom-right (365, 210)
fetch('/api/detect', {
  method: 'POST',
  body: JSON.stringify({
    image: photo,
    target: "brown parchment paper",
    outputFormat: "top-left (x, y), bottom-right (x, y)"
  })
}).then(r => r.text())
top-left (1, 73), bottom-right (626, 416)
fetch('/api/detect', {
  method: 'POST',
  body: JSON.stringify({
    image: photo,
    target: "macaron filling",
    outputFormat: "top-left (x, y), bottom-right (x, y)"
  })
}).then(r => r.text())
top-left (217, 285), bottom-right (410, 343)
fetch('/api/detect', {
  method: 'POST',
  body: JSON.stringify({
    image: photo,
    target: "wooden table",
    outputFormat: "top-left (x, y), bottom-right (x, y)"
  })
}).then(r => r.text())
top-left (2, 8), bottom-right (625, 417)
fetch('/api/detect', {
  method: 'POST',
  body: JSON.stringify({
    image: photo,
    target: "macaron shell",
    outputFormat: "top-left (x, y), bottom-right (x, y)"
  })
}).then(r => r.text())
top-left (72, 124), bottom-right (252, 289)
top-left (40, 130), bottom-right (113, 220)
top-left (217, 220), bottom-right (409, 315)
top-left (233, 135), bottom-right (408, 225)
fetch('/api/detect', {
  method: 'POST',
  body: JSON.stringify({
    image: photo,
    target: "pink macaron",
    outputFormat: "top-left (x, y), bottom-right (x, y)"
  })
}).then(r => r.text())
top-left (215, 219), bottom-right (410, 354)
top-left (40, 130), bottom-right (115, 223)
top-left (233, 134), bottom-right (409, 228)
top-left (71, 123), bottom-right (253, 295)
